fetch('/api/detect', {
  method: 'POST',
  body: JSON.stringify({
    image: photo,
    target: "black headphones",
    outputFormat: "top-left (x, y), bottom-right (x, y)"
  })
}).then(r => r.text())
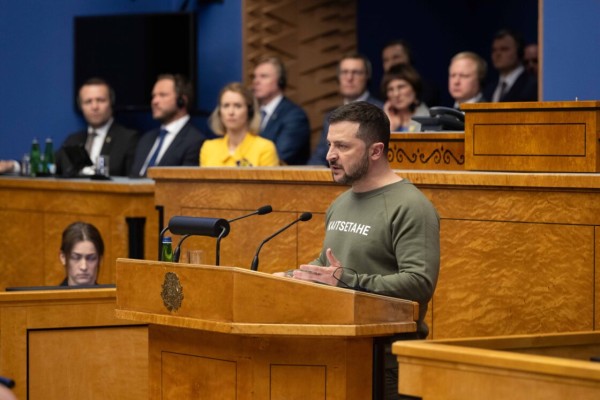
top-left (277, 68), bottom-right (287, 90)
top-left (176, 95), bottom-right (186, 109)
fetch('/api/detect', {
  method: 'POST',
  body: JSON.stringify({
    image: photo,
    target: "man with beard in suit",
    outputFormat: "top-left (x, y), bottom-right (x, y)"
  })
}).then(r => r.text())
top-left (130, 74), bottom-right (205, 177)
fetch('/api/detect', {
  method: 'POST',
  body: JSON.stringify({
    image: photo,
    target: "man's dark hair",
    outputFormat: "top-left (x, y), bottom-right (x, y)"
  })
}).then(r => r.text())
top-left (328, 101), bottom-right (391, 152)
top-left (78, 77), bottom-right (116, 107)
top-left (382, 38), bottom-right (413, 65)
top-left (157, 73), bottom-right (194, 112)
top-left (494, 28), bottom-right (525, 60)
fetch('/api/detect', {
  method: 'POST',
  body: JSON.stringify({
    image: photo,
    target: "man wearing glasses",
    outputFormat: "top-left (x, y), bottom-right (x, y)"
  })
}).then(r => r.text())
top-left (308, 53), bottom-right (383, 166)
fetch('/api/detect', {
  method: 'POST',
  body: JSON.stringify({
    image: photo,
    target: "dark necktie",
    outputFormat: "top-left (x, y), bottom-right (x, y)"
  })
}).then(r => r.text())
top-left (260, 109), bottom-right (267, 131)
top-left (498, 81), bottom-right (508, 101)
top-left (84, 130), bottom-right (97, 155)
top-left (146, 129), bottom-right (168, 169)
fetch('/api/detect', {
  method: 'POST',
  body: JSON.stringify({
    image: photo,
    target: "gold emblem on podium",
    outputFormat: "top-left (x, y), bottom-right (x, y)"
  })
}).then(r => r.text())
top-left (161, 272), bottom-right (184, 312)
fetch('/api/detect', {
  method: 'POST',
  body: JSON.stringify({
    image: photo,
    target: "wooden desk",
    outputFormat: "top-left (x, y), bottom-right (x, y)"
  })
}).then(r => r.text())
top-left (393, 331), bottom-right (600, 399)
top-left (150, 167), bottom-right (600, 340)
top-left (0, 176), bottom-right (157, 288)
top-left (0, 288), bottom-right (148, 400)
top-left (116, 258), bottom-right (417, 399)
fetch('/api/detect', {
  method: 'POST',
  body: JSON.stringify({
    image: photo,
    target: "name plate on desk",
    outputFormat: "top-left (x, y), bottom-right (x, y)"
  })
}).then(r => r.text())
top-left (463, 101), bottom-right (600, 172)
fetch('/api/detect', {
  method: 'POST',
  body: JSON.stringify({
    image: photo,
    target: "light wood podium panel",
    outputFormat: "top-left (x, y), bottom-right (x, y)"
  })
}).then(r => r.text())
top-left (150, 167), bottom-right (600, 340)
top-left (0, 176), bottom-right (157, 289)
top-left (115, 258), bottom-right (418, 399)
top-left (0, 288), bottom-right (148, 400)
top-left (393, 331), bottom-right (600, 399)
top-left (463, 101), bottom-right (600, 172)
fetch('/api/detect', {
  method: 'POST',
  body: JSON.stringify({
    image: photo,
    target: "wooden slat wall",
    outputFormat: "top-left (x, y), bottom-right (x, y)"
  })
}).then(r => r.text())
top-left (243, 0), bottom-right (357, 151)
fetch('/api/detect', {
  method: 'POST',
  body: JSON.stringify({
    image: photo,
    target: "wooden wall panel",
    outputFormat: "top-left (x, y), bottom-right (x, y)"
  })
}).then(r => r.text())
top-left (0, 289), bottom-right (147, 400)
top-left (0, 178), bottom-right (157, 288)
top-left (434, 220), bottom-right (594, 338)
top-left (243, 0), bottom-right (357, 150)
top-left (151, 168), bottom-right (600, 340)
top-left (28, 326), bottom-right (147, 400)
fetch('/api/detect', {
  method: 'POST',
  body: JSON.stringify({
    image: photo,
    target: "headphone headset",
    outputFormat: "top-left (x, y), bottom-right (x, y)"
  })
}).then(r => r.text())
top-left (277, 67), bottom-right (287, 90)
top-left (176, 95), bottom-right (186, 109)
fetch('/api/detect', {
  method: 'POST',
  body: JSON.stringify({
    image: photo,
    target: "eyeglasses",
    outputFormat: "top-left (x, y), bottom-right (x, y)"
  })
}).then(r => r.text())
top-left (339, 69), bottom-right (366, 77)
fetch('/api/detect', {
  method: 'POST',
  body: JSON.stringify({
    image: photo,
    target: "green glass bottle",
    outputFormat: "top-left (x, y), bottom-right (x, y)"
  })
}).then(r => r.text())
top-left (43, 137), bottom-right (55, 175)
top-left (29, 138), bottom-right (41, 177)
top-left (161, 237), bottom-right (173, 262)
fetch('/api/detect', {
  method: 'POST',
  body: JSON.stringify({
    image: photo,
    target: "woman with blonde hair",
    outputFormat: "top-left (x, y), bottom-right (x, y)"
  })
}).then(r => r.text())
top-left (200, 82), bottom-right (279, 166)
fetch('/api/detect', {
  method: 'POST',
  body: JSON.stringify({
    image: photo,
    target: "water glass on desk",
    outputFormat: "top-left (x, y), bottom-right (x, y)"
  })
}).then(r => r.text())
top-left (95, 155), bottom-right (110, 178)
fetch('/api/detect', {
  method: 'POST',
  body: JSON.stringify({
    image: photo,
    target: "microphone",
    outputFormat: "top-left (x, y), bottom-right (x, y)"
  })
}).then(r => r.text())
top-left (168, 216), bottom-right (230, 237)
top-left (171, 206), bottom-right (272, 263)
top-left (228, 205), bottom-right (272, 223)
top-left (250, 212), bottom-right (312, 271)
top-left (167, 216), bottom-right (230, 264)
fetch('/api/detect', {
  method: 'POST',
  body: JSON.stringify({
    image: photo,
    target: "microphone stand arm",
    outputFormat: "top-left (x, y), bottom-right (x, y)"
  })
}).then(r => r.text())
top-left (215, 225), bottom-right (228, 266)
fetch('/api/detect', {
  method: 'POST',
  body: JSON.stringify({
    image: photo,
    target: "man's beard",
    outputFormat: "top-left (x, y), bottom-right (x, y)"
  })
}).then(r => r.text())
top-left (331, 152), bottom-right (369, 185)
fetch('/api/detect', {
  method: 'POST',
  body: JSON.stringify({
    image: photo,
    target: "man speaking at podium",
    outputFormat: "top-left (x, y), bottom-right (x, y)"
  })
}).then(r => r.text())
top-left (284, 101), bottom-right (440, 399)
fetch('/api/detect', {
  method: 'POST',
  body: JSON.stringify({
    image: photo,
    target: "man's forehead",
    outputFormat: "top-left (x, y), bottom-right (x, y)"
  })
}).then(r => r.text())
top-left (255, 62), bottom-right (275, 73)
top-left (80, 84), bottom-right (108, 97)
top-left (327, 121), bottom-right (360, 139)
top-left (340, 58), bottom-right (365, 70)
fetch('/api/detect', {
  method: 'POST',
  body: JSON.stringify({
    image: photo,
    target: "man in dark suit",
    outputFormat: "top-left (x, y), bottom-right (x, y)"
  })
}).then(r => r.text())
top-left (483, 29), bottom-right (537, 103)
top-left (55, 78), bottom-right (139, 177)
top-left (252, 56), bottom-right (310, 165)
top-left (130, 74), bottom-right (205, 177)
top-left (308, 53), bottom-right (383, 166)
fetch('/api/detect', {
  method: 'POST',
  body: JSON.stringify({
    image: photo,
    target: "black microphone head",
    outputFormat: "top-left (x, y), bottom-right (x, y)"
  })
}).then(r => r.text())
top-left (257, 205), bottom-right (273, 215)
top-left (299, 212), bottom-right (312, 222)
top-left (168, 216), bottom-right (230, 238)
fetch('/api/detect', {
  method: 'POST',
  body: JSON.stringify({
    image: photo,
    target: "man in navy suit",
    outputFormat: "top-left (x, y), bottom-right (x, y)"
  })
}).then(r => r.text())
top-left (252, 56), bottom-right (310, 165)
top-left (130, 74), bottom-right (205, 177)
top-left (56, 78), bottom-right (139, 177)
top-left (308, 53), bottom-right (383, 166)
top-left (483, 29), bottom-right (537, 103)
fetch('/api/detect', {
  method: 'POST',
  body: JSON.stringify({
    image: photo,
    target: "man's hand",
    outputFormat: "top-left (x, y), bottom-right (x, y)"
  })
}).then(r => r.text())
top-left (293, 248), bottom-right (341, 286)
top-left (0, 160), bottom-right (16, 174)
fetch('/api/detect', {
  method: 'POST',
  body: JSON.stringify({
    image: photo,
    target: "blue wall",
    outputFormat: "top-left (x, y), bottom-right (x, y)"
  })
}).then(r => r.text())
top-left (358, 0), bottom-right (538, 106)
top-left (1, 0), bottom-right (599, 160)
top-left (542, 0), bottom-right (600, 101)
top-left (0, 0), bottom-right (241, 159)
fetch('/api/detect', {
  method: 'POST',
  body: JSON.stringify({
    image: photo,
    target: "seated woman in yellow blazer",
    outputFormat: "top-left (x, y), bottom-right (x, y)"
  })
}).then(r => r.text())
top-left (200, 82), bottom-right (279, 167)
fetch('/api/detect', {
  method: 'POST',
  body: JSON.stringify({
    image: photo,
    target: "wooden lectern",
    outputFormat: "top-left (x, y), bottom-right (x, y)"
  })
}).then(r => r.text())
top-left (115, 258), bottom-right (418, 399)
